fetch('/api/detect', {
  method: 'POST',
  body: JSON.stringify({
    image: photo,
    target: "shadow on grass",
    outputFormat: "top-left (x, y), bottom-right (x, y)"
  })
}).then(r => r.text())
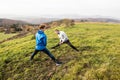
top-left (79, 46), bottom-right (92, 53)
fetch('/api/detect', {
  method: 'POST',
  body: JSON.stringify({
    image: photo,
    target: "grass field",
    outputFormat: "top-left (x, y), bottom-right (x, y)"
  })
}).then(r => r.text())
top-left (0, 33), bottom-right (17, 42)
top-left (0, 22), bottom-right (120, 80)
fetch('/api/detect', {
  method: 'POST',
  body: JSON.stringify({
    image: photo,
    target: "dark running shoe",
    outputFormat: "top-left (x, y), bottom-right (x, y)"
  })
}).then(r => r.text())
top-left (55, 61), bottom-right (62, 66)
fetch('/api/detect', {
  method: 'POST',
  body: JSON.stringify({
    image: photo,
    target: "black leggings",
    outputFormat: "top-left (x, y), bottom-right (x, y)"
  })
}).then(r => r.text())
top-left (52, 40), bottom-right (79, 51)
top-left (30, 48), bottom-right (56, 62)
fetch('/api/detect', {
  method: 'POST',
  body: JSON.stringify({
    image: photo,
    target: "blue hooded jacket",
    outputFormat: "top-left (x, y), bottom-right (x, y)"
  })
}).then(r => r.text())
top-left (35, 30), bottom-right (47, 50)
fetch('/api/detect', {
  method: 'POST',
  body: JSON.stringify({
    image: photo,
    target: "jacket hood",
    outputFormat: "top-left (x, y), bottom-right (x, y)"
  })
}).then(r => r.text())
top-left (38, 30), bottom-right (44, 34)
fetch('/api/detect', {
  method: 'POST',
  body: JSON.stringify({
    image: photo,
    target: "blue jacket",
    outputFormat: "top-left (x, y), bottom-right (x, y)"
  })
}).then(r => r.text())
top-left (35, 30), bottom-right (47, 50)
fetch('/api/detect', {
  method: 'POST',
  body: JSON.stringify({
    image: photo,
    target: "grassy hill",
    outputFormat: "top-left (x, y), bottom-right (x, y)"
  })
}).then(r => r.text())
top-left (0, 22), bottom-right (120, 80)
top-left (0, 33), bottom-right (17, 42)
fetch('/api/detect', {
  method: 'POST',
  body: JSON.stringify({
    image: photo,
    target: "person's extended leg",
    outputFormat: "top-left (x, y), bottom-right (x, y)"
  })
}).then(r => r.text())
top-left (42, 48), bottom-right (56, 61)
top-left (30, 50), bottom-right (39, 60)
top-left (42, 48), bottom-right (62, 64)
top-left (66, 40), bottom-right (79, 52)
top-left (51, 43), bottom-right (61, 49)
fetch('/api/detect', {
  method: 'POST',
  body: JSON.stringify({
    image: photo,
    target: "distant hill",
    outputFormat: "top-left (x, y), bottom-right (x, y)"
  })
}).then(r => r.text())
top-left (0, 18), bottom-right (29, 26)
top-left (74, 18), bottom-right (120, 23)
top-left (0, 17), bottom-right (120, 26)
top-left (16, 18), bottom-right (60, 24)
top-left (17, 17), bottom-right (120, 24)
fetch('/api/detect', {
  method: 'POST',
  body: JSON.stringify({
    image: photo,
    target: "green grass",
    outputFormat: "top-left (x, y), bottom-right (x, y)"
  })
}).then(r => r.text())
top-left (0, 22), bottom-right (120, 80)
top-left (0, 33), bottom-right (17, 41)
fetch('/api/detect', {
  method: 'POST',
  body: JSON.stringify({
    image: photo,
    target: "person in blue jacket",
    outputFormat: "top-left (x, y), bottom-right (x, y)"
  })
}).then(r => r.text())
top-left (30, 25), bottom-right (62, 66)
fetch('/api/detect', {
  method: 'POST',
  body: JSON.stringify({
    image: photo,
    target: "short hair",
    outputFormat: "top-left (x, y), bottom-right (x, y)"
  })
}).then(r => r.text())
top-left (39, 25), bottom-right (46, 29)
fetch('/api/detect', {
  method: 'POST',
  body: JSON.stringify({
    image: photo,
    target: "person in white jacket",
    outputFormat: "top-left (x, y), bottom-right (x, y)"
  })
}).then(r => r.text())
top-left (51, 29), bottom-right (79, 52)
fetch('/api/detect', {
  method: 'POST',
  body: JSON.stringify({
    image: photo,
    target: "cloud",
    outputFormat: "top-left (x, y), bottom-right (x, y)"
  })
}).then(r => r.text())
top-left (0, 0), bottom-right (120, 18)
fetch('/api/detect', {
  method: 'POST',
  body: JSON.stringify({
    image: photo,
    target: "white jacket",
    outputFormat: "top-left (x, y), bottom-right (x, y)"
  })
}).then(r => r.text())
top-left (58, 31), bottom-right (68, 43)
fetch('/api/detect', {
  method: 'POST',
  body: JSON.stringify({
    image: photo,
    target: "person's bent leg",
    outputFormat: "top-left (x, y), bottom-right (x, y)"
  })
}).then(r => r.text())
top-left (67, 40), bottom-right (79, 52)
top-left (30, 49), bottom-right (39, 60)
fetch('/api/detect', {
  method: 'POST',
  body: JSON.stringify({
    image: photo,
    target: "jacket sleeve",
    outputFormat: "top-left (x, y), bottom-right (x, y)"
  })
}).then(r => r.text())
top-left (61, 34), bottom-right (65, 42)
top-left (43, 35), bottom-right (47, 46)
top-left (60, 32), bottom-right (66, 42)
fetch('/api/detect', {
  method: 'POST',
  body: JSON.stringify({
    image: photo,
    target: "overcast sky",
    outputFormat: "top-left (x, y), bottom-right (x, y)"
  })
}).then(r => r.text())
top-left (0, 0), bottom-right (120, 19)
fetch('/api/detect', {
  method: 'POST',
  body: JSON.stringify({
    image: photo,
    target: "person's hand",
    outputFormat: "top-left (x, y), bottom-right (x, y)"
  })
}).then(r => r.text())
top-left (59, 42), bottom-right (63, 44)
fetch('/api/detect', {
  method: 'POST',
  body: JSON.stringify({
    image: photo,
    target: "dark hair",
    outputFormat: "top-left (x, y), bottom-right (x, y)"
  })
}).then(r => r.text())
top-left (39, 25), bottom-right (46, 29)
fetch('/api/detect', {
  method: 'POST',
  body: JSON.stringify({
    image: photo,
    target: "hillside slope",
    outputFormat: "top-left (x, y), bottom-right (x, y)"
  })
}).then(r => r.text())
top-left (0, 18), bottom-right (29, 26)
top-left (75, 18), bottom-right (120, 23)
top-left (0, 23), bottom-right (120, 80)
top-left (0, 33), bottom-right (17, 42)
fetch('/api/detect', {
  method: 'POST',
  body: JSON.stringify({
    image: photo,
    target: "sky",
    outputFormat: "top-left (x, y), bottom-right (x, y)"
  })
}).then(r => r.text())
top-left (0, 0), bottom-right (120, 19)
